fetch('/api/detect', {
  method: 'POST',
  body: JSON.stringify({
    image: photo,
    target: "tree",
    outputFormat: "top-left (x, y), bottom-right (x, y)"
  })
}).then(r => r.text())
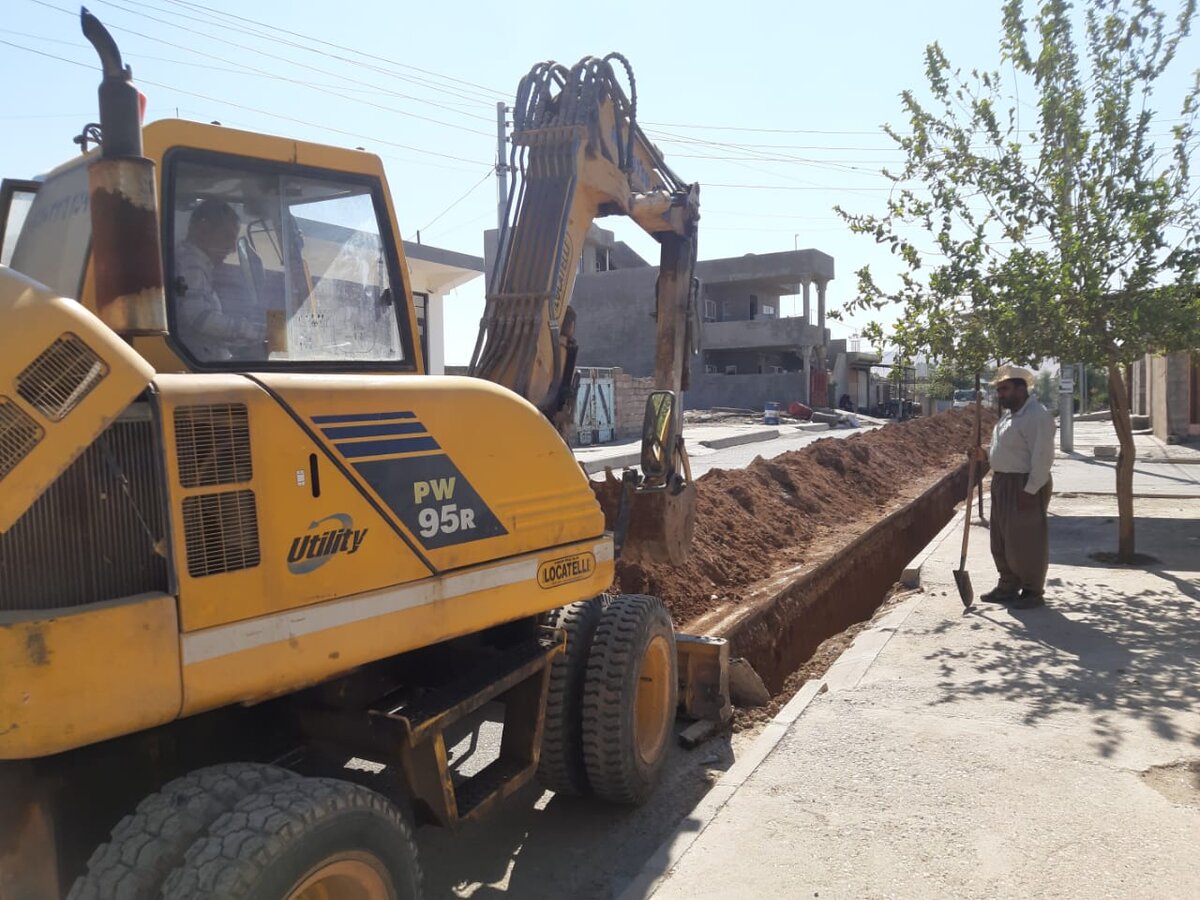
top-left (839, 0), bottom-right (1200, 561)
top-left (1037, 369), bottom-right (1054, 404)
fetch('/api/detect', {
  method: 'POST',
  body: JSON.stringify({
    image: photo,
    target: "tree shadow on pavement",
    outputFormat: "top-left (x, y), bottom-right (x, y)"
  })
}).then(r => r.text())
top-left (1048, 515), bottom-right (1200, 572)
top-left (925, 515), bottom-right (1200, 760)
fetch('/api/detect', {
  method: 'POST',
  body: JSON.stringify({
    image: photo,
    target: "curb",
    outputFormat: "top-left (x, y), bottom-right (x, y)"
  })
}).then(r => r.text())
top-left (577, 428), bottom-right (784, 474)
top-left (619, 596), bottom-right (924, 900)
top-left (697, 429), bottom-right (779, 450)
top-left (578, 451), bottom-right (641, 476)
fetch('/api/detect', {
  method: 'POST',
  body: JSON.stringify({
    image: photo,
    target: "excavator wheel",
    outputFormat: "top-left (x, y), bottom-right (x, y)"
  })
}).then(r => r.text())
top-left (538, 595), bottom-right (608, 796)
top-left (67, 763), bottom-right (296, 900)
top-left (162, 777), bottom-right (421, 900)
top-left (580, 594), bottom-right (678, 805)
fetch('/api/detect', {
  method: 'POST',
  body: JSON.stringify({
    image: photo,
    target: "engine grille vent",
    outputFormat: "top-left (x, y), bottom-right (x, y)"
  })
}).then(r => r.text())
top-left (175, 403), bottom-right (252, 488)
top-left (1, 412), bottom-right (167, 612)
top-left (0, 397), bottom-right (43, 480)
top-left (182, 489), bottom-right (261, 578)
top-left (17, 332), bottom-right (108, 421)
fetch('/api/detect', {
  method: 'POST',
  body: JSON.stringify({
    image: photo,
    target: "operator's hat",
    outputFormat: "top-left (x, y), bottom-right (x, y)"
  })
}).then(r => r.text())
top-left (991, 364), bottom-right (1036, 388)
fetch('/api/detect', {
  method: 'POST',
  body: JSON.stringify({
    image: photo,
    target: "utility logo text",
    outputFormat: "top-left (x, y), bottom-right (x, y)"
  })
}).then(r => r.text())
top-left (287, 513), bottom-right (368, 575)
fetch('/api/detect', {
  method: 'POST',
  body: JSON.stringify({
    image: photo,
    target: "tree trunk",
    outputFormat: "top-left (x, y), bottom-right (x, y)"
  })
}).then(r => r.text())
top-left (1107, 361), bottom-right (1136, 561)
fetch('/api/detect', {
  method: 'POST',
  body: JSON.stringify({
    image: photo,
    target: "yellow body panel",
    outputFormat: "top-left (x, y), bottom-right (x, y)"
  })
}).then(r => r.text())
top-left (157, 374), bottom-right (432, 632)
top-left (0, 594), bottom-right (181, 759)
top-left (0, 267), bottom-right (155, 532)
top-left (181, 539), bottom-right (612, 715)
top-left (255, 373), bottom-right (606, 571)
top-left (157, 372), bottom-right (605, 634)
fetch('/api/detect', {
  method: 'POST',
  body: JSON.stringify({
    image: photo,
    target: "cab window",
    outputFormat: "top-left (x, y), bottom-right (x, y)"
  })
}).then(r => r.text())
top-left (6, 161), bottom-right (92, 300)
top-left (166, 153), bottom-right (411, 368)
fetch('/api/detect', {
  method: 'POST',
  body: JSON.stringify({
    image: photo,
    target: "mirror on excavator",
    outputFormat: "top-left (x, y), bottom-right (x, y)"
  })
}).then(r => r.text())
top-left (640, 391), bottom-right (675, 484)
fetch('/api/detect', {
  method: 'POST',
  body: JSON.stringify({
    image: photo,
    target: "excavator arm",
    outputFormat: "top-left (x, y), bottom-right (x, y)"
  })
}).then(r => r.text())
top-left (471, 55), bottom-right (700, 564)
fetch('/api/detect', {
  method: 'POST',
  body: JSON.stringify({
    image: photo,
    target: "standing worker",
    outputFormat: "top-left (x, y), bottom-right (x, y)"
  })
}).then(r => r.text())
top-left (973, 364), bottom-right (1056, 609)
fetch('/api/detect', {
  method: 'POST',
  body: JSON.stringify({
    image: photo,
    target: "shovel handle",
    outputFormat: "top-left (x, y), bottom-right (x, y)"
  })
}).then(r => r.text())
top-left (960, 373), bottom-right (983, 568)
top-left (959, 455), bottom-right (976, 568)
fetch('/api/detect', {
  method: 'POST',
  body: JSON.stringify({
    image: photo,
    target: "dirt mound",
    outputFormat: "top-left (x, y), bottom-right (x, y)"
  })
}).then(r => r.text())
top-left (610, 408), bottom-right (995, 625)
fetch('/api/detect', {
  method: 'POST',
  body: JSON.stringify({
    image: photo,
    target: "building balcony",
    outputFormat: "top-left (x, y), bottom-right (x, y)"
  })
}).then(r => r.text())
top-left (701, 316), bottom-right (825, 351)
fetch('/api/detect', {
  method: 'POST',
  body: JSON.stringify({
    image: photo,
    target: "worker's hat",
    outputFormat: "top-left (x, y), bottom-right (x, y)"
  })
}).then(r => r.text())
top-left (991, 364), bottom-right (1036, 388)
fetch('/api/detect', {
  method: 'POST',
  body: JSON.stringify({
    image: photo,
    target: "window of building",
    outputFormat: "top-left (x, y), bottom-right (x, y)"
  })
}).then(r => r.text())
top-left (761, 304), bottom-right (776, 318)
top-left (594, 247), bottom-right (612, 272)
top-left (704, 298), bottom-right (717, 321)
top-left (165, 151), bottom-right (412, 369)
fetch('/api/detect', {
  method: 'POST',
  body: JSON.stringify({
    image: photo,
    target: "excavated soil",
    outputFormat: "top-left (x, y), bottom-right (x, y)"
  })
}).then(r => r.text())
top-left (601, 408), bottom-right (996, 628)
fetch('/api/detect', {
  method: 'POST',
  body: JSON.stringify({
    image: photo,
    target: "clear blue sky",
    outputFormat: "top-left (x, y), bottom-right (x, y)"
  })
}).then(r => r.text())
top-left (4, 0), bottom-right (1198, 365)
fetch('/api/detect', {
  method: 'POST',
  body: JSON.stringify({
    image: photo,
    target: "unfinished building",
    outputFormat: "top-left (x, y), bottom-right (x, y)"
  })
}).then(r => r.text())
top-left (563, 226), bottom-right (835, 411)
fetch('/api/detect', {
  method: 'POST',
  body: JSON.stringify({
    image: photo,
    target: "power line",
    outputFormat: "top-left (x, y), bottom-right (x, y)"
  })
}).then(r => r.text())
top-left (155, 0), bottom-right (507, 101)
top-left (101, 0), bottom-right (504, 108)
top-left (419, 168), bottom-right (494, 234)
top-left (0, 38), bottom-right (492, 166)
top-left (705, 182), bottom-right (913, 191)
top-left (27, 0), bottom-right (495, 134)
top-left (644, 113), bottom-right (1196, 137)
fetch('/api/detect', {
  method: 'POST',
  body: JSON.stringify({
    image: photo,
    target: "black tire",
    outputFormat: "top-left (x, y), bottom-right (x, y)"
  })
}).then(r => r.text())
top-left (67, 763), bottom-right (295, 900)
top-left (162, 777), bottom-right (421, 900)
top-left (538, 595), bottom-right (607, 796)
top-left (581, 594), bottom-right (678, 805)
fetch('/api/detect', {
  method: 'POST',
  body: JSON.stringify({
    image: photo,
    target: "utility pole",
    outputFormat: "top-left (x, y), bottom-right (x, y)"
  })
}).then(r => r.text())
top-left (1059, 364), bottom-right (1075, 452)
top-left (495, 102), bottom-right (509, 231)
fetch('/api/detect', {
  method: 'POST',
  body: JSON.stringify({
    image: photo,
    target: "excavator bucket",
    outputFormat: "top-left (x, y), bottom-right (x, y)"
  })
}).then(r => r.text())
top-left (590, 391), bottom-right (697, 567)
top-left (621, 481), bottom-right (697, 567)
top-left (590, 471), bottom-right (697, 567)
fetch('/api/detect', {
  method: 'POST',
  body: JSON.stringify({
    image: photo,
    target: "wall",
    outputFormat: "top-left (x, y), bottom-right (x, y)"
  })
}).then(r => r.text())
top-left (702, 317), bottom-right (821, 351)
top-left (685, 372), bottom-right (809, 413)
top-left (613, 369), bottom-right (656, 439)
top-left (1151, 352), bottom-right (1193, 441)
top-left (572, 267), bottom-right (661, 377)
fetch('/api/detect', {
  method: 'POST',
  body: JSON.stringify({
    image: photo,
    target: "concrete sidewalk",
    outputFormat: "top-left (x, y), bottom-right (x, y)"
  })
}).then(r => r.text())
top-left (627, 421), bottom-right (1200, 899)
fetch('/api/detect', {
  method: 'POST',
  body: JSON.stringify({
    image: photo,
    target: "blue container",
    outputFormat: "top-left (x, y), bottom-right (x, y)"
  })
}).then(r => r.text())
top-left (763, 401), bottom-right (781, 425)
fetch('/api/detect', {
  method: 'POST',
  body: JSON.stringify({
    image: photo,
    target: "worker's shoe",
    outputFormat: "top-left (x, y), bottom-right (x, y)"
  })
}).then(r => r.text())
top-left (1011, 589), bottom-right (1045, 610)
top-left (980, 587), bottom-right (1017, 604)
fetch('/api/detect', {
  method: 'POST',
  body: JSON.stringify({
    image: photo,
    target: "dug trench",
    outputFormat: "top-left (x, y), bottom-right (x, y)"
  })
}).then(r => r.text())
top-left (595, 407), bottom-right (996, 709)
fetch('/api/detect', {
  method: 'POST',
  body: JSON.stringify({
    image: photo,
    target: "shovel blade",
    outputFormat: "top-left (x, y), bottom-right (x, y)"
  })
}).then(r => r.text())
top-left (953, 568), bottom-right (974, 607)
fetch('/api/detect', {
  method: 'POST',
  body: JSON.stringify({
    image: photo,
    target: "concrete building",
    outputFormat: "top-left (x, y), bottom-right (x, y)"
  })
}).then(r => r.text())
top-left (1130, 351), bottom-right (1200, 442)
top-left (562, 226), bottom-right (835, 411)
top-left (403, 241), bottom-right (483, 375)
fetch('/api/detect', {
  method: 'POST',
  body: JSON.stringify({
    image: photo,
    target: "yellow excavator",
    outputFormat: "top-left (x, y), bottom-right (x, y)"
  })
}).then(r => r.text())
top-left (0, 9), bottom-right (710, 898)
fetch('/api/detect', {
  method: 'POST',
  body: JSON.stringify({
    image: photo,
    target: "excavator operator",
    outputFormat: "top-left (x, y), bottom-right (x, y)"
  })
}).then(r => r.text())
top-left (174, 198), bottom-right (266, 361)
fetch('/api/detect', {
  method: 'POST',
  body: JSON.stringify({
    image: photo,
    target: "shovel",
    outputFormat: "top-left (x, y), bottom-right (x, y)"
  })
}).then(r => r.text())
top-left (953, 374), bottom-right (983, 607)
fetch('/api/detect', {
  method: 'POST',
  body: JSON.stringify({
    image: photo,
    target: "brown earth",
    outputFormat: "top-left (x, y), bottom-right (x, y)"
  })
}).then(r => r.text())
top-left (604, 408), bottom-right (996, 627)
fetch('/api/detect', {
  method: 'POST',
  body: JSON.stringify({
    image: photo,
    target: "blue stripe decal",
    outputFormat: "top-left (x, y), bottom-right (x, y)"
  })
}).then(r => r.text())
top-left (311, 411), bottom-right (416, 424)
top-left (335, 436), bottom-right (441, 458)
top-left (321, 421), bottom-right (428, 440)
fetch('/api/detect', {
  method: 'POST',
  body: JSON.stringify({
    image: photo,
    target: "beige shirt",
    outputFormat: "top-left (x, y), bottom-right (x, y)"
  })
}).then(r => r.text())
top-left (989, 396), bottom-right (1056, 494)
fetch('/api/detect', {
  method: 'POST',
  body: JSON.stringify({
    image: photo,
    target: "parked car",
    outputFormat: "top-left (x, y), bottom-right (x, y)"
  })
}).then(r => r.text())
top-left (952, 389), bottom-right (981, 409)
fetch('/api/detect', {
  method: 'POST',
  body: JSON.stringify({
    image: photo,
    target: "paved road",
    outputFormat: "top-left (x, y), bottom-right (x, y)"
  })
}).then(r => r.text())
top-left (688, 425), bottom-right (872, 477)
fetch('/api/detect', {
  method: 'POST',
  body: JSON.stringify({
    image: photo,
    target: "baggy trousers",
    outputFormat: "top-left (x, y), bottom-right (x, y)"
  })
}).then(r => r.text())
top-left (990, 471), bottom-right (1052, 595)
